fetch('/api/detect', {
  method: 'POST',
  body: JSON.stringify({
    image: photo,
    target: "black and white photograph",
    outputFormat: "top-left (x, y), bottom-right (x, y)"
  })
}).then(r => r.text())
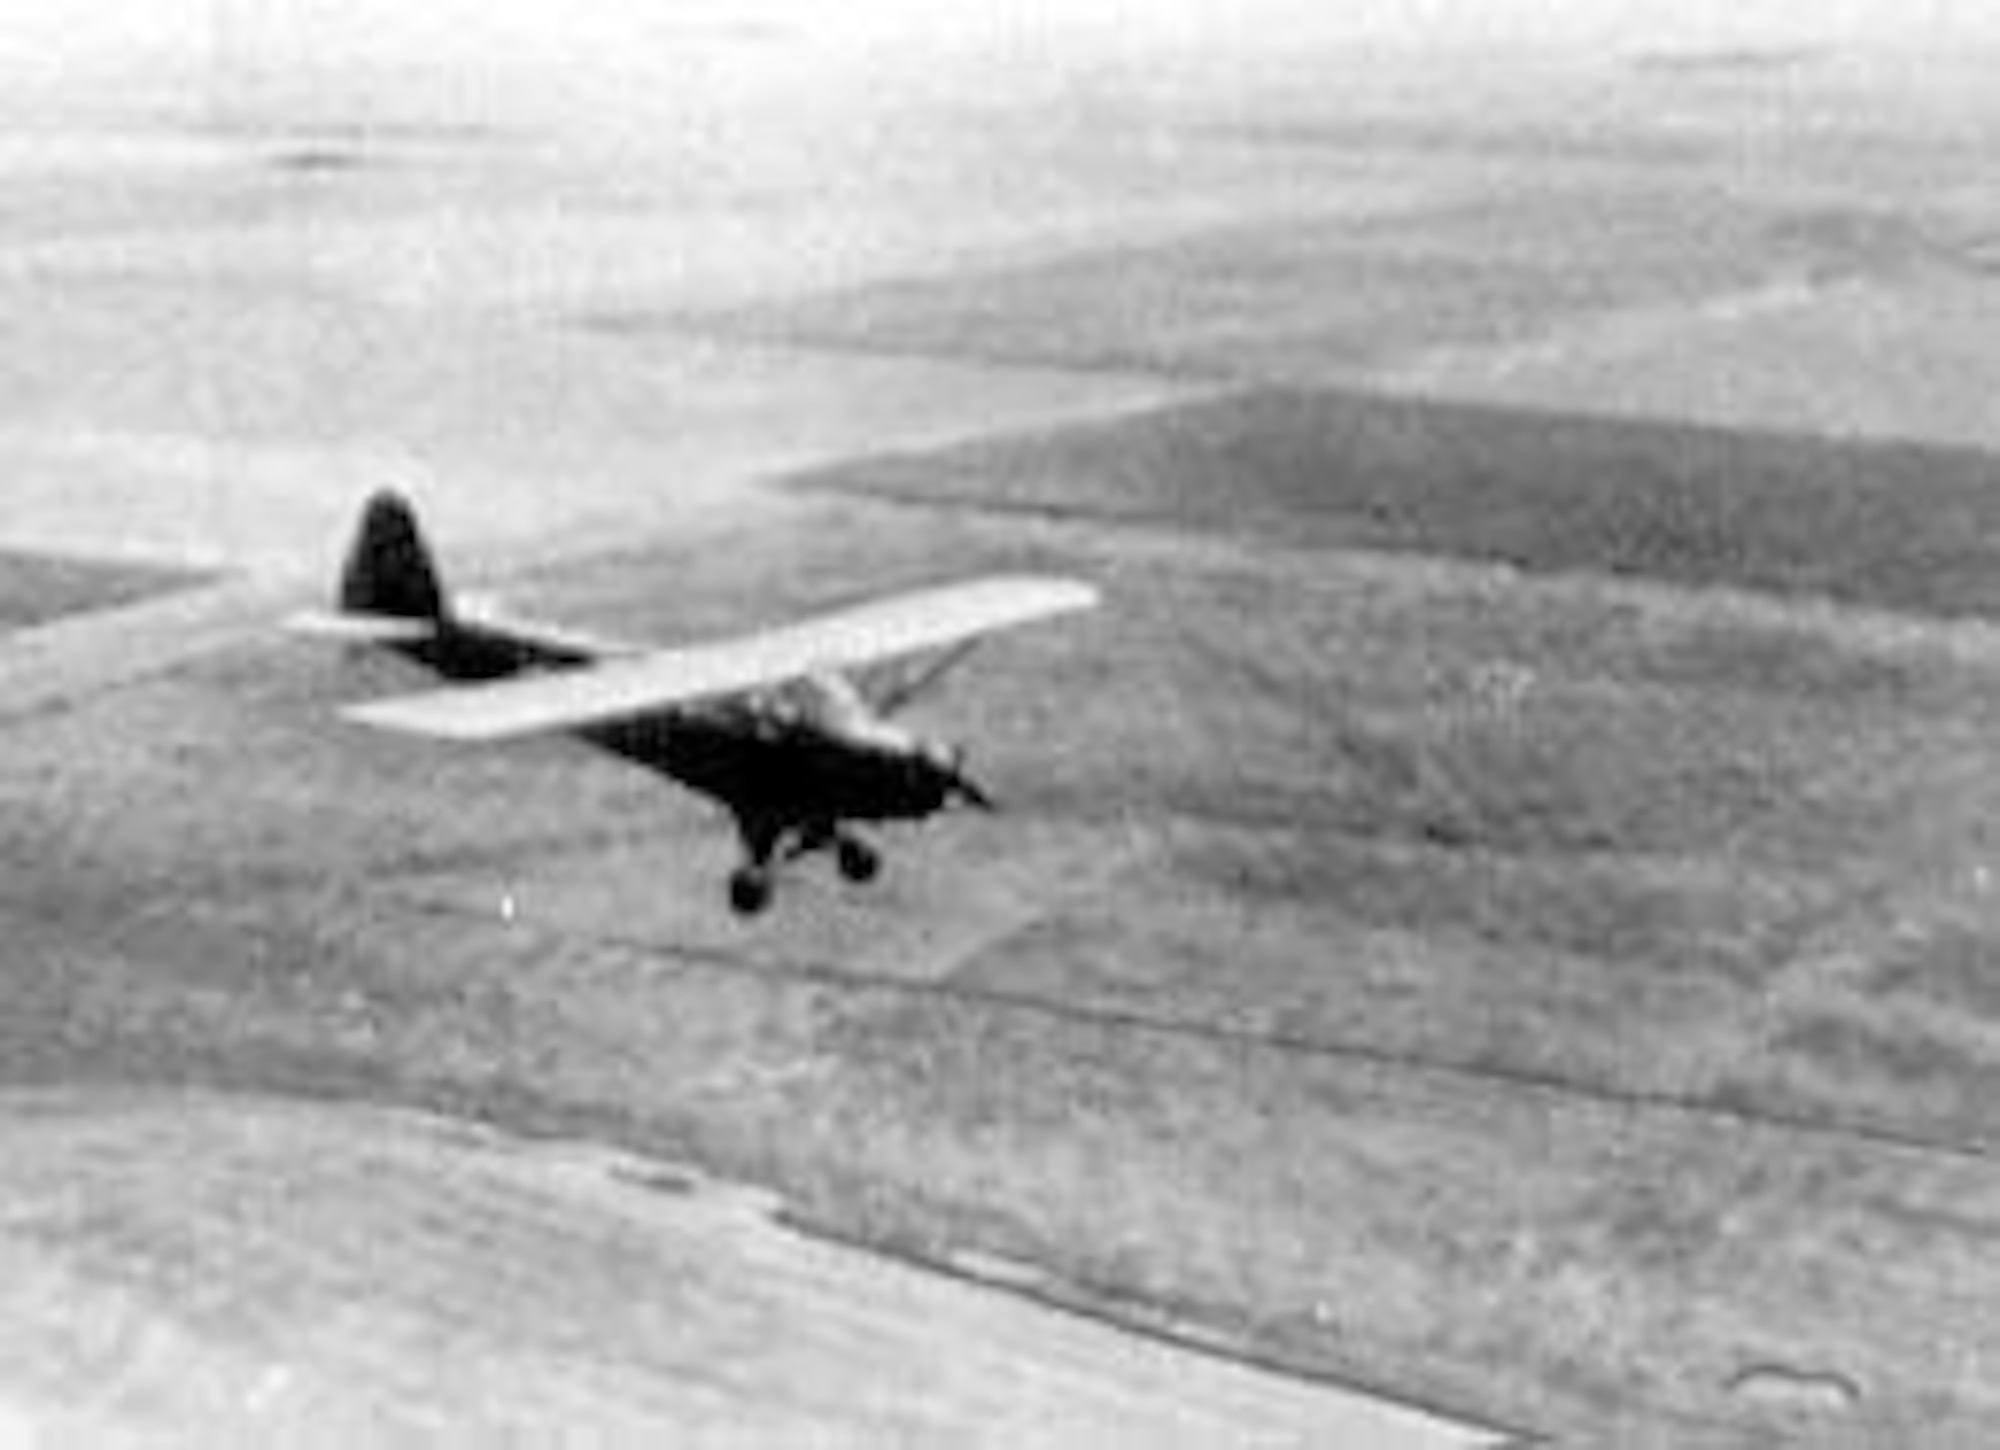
top-left (0, 1), bottom-right (1996, 1444)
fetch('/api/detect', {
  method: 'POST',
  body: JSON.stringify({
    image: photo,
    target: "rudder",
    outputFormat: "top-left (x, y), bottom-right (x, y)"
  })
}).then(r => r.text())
top-left (340, 490), bottom-right (447, 622)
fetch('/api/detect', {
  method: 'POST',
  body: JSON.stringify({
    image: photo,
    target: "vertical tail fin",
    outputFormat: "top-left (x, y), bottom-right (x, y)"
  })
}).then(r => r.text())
top-left (340, 490), bottom-right (448, 622)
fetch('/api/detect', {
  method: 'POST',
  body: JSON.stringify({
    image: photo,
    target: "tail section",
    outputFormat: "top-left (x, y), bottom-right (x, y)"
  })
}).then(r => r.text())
top-left (340, 490), bottom-right (448, 623)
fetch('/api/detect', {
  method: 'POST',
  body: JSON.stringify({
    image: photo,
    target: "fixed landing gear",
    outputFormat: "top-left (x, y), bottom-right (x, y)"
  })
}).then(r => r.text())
top-left (725, 820), bottom-right (883, 915)
top-left (835, 833), bottom-right (881, 884)
top-left (728, 865), bottom-right (774, 916)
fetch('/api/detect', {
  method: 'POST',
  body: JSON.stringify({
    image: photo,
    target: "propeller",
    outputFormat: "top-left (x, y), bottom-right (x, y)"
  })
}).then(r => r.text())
top-left (921, 739), bottom-right (996, 811)
top-left (949, 763), bottom-right (996, 812)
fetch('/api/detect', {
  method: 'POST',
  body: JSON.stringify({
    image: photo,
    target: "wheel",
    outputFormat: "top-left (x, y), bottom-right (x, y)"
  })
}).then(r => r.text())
top-left (835, 835), bottom-right (881, 884)
top-left (728, 866), bottom-right (773, 915)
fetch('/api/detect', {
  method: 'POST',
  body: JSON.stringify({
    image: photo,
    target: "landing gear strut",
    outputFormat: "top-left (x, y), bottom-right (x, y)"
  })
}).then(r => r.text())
top-left (729, 815), bottom-right (782, 916)
top-left (725, 820), bottom-right (881, 914)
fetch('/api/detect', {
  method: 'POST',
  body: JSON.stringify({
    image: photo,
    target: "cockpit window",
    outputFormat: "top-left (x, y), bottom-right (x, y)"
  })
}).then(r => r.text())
top-left (759, 672), bottom-right (914, 750)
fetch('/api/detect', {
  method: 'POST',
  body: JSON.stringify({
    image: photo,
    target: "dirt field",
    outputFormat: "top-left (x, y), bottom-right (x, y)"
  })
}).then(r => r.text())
top-left (0, 1089), bottom-right (1480, 1447)
top-left (5, 26), bottom-right (2000, 1449)
top-left (10, 396), bottom-right (2000, 1443)
top-left (0, 551), bottom-right (198, 632)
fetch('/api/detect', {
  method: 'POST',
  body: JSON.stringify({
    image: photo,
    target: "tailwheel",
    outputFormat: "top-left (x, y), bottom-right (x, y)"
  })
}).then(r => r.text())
top-left (728, 865), bottom-right (774, 916)
top-left (835, 834), bottom-right (881, 885)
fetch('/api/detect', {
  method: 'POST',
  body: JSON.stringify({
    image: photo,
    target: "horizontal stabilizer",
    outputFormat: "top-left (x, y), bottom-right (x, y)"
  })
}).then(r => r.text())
top-left (344, 575), bottom-right (1099, 742)
top-left (284, 610), bottom-right (436, 645)
top-left (452, 594), bottom-right (645, 661)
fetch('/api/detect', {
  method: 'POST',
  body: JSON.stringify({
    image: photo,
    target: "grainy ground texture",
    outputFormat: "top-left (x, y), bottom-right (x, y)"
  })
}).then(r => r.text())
top-left (2, 20), bottom-right (2000, 1448)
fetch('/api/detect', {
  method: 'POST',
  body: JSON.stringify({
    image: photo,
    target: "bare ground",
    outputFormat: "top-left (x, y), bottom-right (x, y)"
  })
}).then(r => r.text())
top-left (10, 389), bottom-right (2000, 1443)
top-left (7, 37), bottom-right (2000, 1448)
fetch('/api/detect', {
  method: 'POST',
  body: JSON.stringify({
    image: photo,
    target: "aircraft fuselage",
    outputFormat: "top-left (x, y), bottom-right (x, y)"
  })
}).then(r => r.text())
top-left (316, 487), bottom-right (1056, 914)
top-left (385, 616), bottom-right (965, 849)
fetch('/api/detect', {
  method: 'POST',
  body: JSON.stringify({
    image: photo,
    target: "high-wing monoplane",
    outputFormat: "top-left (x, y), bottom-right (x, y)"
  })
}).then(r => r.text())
top-left (291, 492), bottom-right (1099, 914)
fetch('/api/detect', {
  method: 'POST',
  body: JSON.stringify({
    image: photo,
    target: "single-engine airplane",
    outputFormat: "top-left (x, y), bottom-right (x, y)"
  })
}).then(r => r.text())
top-left (291, 492), bottom-right (1099, 914)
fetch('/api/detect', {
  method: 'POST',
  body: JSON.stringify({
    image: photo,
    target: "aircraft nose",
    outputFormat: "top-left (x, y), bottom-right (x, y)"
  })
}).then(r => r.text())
top-left (920, 740), bottom-right (994, 811)
top-left (943, 745), bottom-right (995, 811)
top-left (952, 771), bottom-right (996, 811)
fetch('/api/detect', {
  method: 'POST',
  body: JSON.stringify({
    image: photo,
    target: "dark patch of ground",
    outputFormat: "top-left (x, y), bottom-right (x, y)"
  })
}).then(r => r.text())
top-left (0, 550), bottom-right (204, 632)
top-left (800, 387), bottom-right (2000, 622)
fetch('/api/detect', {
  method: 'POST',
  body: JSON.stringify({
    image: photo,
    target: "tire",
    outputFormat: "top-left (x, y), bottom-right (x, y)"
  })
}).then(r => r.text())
top-left (835, 836), bottom-right (881, 884)
top-left (728, 867), bottom-right (773, 915)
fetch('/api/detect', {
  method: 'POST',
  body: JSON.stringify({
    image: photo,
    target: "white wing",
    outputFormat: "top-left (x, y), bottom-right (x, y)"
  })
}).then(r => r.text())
top-left (343, 576), bottom-right (1099, 741)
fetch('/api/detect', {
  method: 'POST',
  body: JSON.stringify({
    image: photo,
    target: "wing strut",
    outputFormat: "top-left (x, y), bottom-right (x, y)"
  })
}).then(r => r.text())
top-left (868, 638), bottom-right (983, 716)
